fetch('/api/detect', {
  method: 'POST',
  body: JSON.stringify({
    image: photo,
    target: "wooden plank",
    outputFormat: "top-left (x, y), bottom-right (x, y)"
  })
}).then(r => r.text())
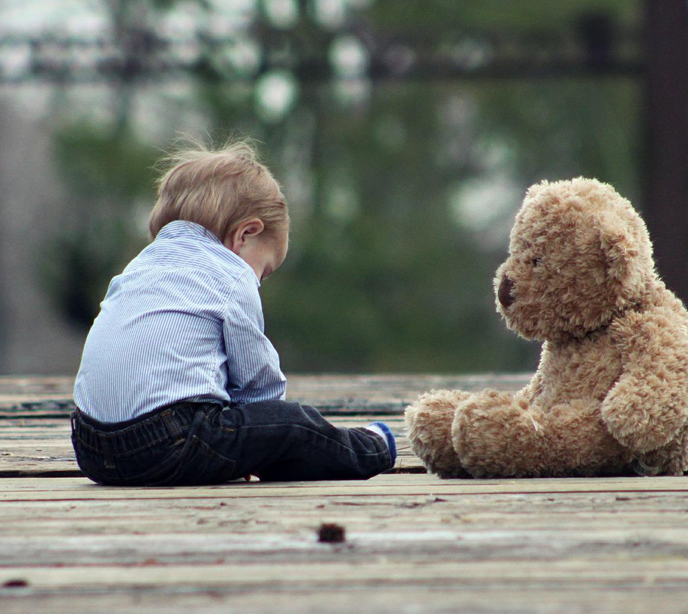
top-left (4, 488), bottom-right (688, 538)
top-left (2, 483), bottom-right (688, 590)
top-left (3, 560), bottom-right (688, 590)
top-left (0, 373), bottom-right (531, 417)
top-left (6, 525), bottom-right (688, 565)
top-left (4, 490), bottom-right (688, 526)
top-left (0, 588), bottom-right (684, 614)
top-left (2, 475), bottom-right (688, 501)
top-left (1, 472), bottom-right (688, 613)
top-left (2, 511), bottom-right (688, 610)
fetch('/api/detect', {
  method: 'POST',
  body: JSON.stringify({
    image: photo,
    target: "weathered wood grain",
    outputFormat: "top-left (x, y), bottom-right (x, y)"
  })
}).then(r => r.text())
top-left (0, 373), bottom-right (531, 417)
top-left (3, 474), bottom-right (688, 500)
top-left (4, 490), bottom-right (688, 536)
top-left (3, 373), bottom-right (687, 614)
top-left (1, 588), bottom-right (685, 614)
top-left (3, 559), bottom-right (688, 589)
top-left (3, 474), bottom-right (688, 614)
top-left (5, 529), bottom-right (688, 565)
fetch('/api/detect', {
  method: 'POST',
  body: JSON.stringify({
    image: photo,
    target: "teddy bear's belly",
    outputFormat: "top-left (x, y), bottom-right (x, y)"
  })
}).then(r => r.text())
top-left (534, 336), bottom-right (623, 407)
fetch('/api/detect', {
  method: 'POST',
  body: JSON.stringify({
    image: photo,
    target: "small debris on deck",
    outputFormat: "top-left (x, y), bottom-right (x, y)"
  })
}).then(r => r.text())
top-left (318, 522), bottom-right (346, 543)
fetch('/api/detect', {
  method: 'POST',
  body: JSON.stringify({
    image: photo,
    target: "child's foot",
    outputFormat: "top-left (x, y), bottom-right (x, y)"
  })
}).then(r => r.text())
top-left (365, 422), bottom-right (397, 465)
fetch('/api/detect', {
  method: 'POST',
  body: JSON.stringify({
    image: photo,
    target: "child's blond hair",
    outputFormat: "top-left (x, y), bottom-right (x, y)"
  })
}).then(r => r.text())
top-left (149, 139), bottom-right (288, 243)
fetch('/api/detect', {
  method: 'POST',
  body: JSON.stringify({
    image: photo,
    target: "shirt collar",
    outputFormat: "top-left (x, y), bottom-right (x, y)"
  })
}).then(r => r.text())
top-left (157, 220), bottom-right (222, 244)
top-left (156, 220), bottom-right (260, 286)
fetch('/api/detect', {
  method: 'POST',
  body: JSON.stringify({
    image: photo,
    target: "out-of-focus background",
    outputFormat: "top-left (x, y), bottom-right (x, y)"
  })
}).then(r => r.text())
top-left (0, 0), bottom-right (686, 376)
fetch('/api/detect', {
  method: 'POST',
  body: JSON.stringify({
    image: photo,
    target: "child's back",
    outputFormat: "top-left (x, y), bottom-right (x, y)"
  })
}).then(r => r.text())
top-left (75, 221), bottom-right (285, 423)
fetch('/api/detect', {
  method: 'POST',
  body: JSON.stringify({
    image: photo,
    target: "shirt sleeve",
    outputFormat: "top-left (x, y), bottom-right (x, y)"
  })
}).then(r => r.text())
top-left (222, 271), bottom-right (287, 403)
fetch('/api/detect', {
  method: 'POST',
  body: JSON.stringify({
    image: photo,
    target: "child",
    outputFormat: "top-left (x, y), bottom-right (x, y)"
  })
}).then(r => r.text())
top-left (71, 140), bottom-right (396, 486)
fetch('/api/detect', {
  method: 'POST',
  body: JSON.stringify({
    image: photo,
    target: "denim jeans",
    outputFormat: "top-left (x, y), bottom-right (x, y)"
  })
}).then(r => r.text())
top-left (71, 400), bottom-right (393, 486)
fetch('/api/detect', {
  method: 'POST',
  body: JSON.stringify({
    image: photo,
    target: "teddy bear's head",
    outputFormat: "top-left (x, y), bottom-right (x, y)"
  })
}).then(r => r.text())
top-left (494, 177), bottom-right (655, 342)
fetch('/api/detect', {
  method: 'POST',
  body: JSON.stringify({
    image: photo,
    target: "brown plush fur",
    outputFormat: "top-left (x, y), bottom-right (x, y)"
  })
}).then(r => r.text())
top-left (406, 178), bottom-right (688, 478)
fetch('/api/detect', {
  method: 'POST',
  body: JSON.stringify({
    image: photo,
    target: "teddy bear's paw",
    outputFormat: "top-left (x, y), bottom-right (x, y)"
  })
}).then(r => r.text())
top-left (601, 377), bottom-right (684, 454)
top-left (451, 391), bottom-right (546, 478)
top-left (405, 389), bottom-right (472, 478)
top-left (632, 432), bottom-right (687, 476)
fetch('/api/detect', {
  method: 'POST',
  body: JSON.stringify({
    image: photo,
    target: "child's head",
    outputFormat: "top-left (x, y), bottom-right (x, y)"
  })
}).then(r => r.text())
top-left (150, 139), bottom-right (289, 280)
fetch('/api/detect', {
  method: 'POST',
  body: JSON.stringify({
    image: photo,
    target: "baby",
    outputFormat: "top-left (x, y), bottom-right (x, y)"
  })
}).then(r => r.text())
top-left (71, 140), bottom-right (396, 486)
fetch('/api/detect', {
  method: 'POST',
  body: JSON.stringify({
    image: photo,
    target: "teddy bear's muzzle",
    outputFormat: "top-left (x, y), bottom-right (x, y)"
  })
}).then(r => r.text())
top-left (498, 276), bottom-right (515, 309)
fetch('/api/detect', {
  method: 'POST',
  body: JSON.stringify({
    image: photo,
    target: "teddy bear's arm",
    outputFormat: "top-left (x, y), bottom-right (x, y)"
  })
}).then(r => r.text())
top-left (601, 309), bottom-right (688, 453)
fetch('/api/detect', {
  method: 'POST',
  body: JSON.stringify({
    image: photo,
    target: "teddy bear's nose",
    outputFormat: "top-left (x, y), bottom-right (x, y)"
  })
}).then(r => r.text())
top-left (498, 276), bottom-right (515, 309)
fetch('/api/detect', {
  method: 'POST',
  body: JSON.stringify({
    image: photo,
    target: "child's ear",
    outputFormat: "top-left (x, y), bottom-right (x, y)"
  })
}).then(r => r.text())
top-left (228, 218), bottom-right (265, 251)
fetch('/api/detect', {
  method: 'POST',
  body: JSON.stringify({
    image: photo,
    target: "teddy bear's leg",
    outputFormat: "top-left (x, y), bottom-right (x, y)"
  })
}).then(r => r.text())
top-left (451, 391), bottom-right (545, 478)
top-left (452, 393), bottom-right (632, 478)
top-left (405, 389), bottom-right (473, 478)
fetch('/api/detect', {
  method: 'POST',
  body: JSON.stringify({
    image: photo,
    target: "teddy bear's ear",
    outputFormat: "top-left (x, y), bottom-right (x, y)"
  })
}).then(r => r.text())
top-left (595, 211), bottom-right (638, 282)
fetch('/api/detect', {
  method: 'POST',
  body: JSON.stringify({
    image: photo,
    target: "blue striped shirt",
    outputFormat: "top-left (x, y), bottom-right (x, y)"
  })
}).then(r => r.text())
top-left (73, 221), bottom-right (287, 423)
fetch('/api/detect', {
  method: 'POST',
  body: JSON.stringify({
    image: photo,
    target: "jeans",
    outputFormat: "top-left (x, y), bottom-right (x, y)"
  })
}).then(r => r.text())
top-left (71, 399), bottom-right (393, 486)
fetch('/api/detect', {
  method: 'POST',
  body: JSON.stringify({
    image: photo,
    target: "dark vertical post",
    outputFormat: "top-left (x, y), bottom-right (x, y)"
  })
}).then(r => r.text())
top-left (644, 0), bottom-right (688, 302)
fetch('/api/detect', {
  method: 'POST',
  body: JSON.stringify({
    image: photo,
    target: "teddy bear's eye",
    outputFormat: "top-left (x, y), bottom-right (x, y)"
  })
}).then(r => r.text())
top-left (531, 257), bottom-right (542, 267)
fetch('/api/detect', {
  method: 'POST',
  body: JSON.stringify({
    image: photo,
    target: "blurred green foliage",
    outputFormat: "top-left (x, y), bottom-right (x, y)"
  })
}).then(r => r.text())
top-left (43, 0), bottom-right (644, 374)
top-left (365, 0), bottom-right (638, 32)
top-left (42, 126), bottom-right (159, 327)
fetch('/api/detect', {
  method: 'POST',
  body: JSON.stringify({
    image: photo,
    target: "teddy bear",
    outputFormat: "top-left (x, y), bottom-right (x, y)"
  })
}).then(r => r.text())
top-left (406, 177), bottom-right (688, 478)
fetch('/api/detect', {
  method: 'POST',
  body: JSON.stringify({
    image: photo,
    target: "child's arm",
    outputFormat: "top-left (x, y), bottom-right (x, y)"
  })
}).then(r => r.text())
top-left (222, 273), bottom-right (287, 403)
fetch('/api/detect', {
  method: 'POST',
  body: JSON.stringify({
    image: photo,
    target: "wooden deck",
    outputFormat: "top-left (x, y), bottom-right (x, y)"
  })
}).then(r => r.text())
top-left (2, 374), bottom-right (688, 613)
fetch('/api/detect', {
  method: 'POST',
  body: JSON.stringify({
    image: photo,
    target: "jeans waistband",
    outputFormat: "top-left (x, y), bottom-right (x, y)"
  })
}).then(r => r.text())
top-left (71, 401), bottom-right (222, 458)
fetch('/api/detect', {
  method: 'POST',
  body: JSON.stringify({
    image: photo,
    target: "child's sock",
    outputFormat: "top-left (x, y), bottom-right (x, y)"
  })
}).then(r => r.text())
top-left (365, 421), bottom-right (397, 464)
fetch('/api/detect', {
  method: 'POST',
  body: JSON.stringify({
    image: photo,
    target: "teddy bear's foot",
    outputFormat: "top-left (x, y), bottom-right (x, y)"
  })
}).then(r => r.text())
top-left (452, 390), bottom-right (546, 478)
top-left (405, 389), bottom-right (472, 478)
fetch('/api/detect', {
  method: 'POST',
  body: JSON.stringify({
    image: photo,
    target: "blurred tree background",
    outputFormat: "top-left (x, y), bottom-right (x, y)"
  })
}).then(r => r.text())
top-left (0, 0), bottom-right (658, 374)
